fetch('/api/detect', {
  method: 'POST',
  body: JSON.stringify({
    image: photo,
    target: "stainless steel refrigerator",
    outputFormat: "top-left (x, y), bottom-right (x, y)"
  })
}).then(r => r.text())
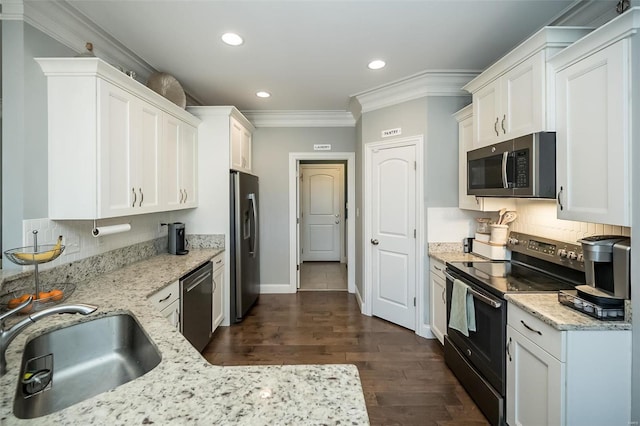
top-left (230, 170), bottom-right (260, 323)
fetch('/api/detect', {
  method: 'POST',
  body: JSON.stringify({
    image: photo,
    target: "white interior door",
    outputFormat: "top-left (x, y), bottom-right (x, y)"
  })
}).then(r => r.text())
top-left (371, 144), bottom-right (416, 329)
top-left (296, 161), bottom-right (301, 288)
top-left (301, 164), bottom-right (344, 262)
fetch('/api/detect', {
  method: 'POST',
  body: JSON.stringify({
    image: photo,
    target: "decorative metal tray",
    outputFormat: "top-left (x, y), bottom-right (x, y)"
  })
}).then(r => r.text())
top-left (0, 283), bottom-right (76, 314)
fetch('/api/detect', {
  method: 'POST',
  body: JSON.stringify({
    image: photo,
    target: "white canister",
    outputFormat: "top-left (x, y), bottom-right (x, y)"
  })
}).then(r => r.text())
top-left (489, 224), bottom-right (509, 245)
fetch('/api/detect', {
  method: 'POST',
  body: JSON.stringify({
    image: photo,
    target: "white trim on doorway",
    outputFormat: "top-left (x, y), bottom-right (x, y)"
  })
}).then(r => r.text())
top-left (289, 152), bottom-right (356, 294)
top-left (362, 136), bottom-right (426, 336)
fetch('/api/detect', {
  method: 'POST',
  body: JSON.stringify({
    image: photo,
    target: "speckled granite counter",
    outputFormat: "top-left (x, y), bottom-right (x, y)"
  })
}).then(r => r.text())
top-left (428, 243), bottom-right (488, 264)
top-left (506, 293), bottom-right (631, 331)
top-left (0, 250), bottom-right (369, 425)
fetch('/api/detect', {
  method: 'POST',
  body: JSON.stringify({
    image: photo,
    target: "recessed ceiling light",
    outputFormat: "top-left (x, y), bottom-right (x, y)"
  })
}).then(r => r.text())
top-left (256, 91), bottom-right (271, 98)
top-left (221, 32), bottom-right (243, 46)
top-left (368, 59), bottom-right (386, 70)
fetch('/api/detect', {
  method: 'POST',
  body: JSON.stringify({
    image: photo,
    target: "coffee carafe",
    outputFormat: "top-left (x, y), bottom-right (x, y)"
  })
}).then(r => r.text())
top-left (162, 222), bottom-right (189, 255)
top-left (578, 235), bottom-right (631, 301)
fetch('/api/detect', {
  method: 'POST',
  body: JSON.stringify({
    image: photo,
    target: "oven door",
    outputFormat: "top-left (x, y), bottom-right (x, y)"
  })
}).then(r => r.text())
top-left (445, 269), bottom-right (506, 396)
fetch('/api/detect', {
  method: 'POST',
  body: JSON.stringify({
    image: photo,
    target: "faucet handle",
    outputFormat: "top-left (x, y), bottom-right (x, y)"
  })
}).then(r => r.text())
top-left (0, 295), bottom-right (34, 324)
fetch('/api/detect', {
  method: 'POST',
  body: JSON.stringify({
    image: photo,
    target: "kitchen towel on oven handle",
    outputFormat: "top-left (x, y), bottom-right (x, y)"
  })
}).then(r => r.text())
top-left (449, 279), bottom-right (477, 337)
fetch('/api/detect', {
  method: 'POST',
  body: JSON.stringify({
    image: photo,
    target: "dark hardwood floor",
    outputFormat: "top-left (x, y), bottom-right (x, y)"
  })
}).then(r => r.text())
top-left (202, 292), bottom-right (488, 426)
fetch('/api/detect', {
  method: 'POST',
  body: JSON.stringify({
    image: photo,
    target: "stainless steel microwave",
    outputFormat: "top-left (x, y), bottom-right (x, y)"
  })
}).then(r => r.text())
top-left (467, 132), bottom-right (556, 198)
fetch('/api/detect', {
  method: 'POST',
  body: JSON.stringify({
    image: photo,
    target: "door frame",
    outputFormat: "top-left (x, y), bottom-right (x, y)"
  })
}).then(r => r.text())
top-left (289, 152), bottom-right (356, 294)
top-left (363, 136), bottom-right (425, 335)
top-left (299, 163), bottom-right (345, 263)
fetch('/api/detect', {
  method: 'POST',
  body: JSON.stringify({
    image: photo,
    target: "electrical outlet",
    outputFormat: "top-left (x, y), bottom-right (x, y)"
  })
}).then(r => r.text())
top-left (64, 233), bottom-right (81, 255)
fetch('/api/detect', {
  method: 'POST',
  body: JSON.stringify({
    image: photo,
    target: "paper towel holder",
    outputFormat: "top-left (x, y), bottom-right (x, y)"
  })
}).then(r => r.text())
top-left (92, 220), bottom-right (132, 237)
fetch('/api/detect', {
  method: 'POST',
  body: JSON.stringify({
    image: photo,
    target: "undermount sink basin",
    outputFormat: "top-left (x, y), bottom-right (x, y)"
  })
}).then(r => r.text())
top-left (13, 313), bottom-right (161, 419)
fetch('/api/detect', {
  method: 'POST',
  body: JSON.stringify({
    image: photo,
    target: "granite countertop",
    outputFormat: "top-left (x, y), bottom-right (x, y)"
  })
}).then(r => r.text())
top-left (428, 243), bottom-right (488, 264)
top-left (0, 250), bottom-right (369, 425)
top-left (506, 293), bottom-right (632, 331)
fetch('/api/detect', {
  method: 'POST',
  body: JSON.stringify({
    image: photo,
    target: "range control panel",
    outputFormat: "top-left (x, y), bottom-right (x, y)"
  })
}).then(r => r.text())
top-left (507, 232), bottom-right (584, 271)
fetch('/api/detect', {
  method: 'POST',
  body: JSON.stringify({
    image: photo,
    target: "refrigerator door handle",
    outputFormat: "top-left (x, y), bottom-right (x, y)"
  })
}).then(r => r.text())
top-left (248, 193), bottom-right (258, 258)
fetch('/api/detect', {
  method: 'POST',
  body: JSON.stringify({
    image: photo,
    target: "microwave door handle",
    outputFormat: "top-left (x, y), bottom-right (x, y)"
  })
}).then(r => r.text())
top-left (502, 151), bottom-right (509, 189)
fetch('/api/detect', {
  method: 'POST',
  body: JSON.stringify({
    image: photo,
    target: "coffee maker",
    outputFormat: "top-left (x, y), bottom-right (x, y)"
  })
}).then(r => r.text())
top-left (162, 222), bottom-right (189, 255)
top-left (559, 235), bottom-right (630, 320)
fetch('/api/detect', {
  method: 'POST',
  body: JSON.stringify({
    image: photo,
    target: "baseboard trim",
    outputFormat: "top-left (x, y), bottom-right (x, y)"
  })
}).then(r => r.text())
top-left (355, 285), bottom-right (365, 313)
top-left (417, 323), bottom-right (436, 339)
top-left (260, 284), bottom-right (296, 294)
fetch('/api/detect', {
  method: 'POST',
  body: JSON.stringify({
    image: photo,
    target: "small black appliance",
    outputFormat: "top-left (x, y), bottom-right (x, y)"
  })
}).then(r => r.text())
top-left (162, 222), bottom-right (189, 255)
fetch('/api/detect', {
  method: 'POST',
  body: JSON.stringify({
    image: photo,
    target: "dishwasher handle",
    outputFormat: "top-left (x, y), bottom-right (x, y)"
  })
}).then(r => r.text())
top-left (184, 271), bottom-right (212, 293)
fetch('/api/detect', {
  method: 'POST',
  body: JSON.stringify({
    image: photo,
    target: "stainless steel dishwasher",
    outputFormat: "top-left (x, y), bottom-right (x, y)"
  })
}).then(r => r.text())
top-left (180, 262), bottom-right (213, 352)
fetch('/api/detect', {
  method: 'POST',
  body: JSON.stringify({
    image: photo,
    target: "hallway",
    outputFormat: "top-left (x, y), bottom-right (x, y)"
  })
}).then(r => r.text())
top-left (203, 292), bottom-right (487, 425)
top-left (299, 261), bottom-right (347, 291)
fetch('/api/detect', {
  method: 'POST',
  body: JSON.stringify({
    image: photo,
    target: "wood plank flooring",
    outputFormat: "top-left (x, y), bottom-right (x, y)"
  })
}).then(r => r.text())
top-left (202, 292), bottom-right (488, 426)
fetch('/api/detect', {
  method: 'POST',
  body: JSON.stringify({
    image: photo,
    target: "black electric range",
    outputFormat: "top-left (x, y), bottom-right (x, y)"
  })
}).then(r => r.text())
top-left (443, 232), bottom-right (586, 426)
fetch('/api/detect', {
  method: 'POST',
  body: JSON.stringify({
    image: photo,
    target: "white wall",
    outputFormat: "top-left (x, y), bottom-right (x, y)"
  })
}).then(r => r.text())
top-left (252, 127), bottom-right (356, 286)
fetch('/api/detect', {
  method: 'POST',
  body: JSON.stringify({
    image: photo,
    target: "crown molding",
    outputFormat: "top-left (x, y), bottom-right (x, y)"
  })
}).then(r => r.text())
top-left (453, 103), bottom-right (473, 122)
top-left (241, 110), bottom-right (356, 128)
top-left (353, 71), bottom-right (478, 114)
top-left (11, 0), bottom-right (204, 106)
top-left (550, 0), bottom-right (619, 27)
top-left (0, 0), bottom-right (25, 20)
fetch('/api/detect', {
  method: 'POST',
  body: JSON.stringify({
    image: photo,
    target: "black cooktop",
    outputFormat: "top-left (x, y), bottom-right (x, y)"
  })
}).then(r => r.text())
top-left (447, 261), bottom-right (581, 298)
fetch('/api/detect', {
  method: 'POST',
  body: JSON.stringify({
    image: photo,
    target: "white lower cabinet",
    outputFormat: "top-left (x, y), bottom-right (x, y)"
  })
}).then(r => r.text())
top-left (429, 258), bottom-right (447, 344)
top-left (149, 280), bottom-right (180, 330)
top-left (506, 303), bottom-right (631, 426)
top-left (211, 254), bottom-right (225, 333)
top-left (161, 298), bottom-right (180, 330)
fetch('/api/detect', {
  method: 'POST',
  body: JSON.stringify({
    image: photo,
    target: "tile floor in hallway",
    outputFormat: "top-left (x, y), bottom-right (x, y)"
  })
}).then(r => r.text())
top-left (203, 292), bottom-right (488, 426)
top-left (299, 261), bottom-right (347, 291)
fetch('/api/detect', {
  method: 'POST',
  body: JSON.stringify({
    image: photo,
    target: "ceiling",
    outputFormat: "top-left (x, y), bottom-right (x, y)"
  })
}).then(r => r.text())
top-left (66, 0), bottom-right (580, 111)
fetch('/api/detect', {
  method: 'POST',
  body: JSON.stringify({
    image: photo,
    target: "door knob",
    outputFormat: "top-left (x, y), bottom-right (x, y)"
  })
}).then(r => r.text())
top-left (371, 239), bottom-right (379, 245)
top-left (335, 213), bottom-right (340, 218)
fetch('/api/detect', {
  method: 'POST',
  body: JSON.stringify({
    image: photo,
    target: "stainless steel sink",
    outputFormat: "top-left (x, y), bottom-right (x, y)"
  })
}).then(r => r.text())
top-left (13, 313), bottom-right (161, 419)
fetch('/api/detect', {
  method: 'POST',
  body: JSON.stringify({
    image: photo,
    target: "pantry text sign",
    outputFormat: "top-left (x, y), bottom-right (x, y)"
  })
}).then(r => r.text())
top-left (313, 144), bottom-right (332, 151)
top-left (381, 128), bottom-right (401, 138)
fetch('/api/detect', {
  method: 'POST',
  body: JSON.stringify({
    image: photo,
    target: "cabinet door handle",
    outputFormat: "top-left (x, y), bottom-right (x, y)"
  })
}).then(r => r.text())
top-left (494, 117), bottom-right (499, 136)
top-left (441, 288), bottom-right (446, 304)
top-left (132, 188), bottom-right (137, 207)
top-left (501, 114), bottom-right (506, 134)
top-left (521, 320), bottom-right (543, 336)
top-left (179, 189), bottom-right (184, 204)
top-left (434, 265), bottom-right (442, 272)
top-left (557, 186), bottom-right (564, 211)
top-left (158, 293), bottom-right (172, 303)
top-left (506, 337), bottom-right (512, 362)
top-left (215, 259), bottom-right (223, 265)
top-left (139, 188), bottom-right (143, 207)
top-left (184, 189), bottom-right (188, 203)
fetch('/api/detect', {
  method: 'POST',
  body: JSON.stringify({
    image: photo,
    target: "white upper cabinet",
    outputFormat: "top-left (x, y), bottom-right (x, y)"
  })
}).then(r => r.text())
top-left (464, 27), bottom-right (592, 148)
top-left (454, 105), bottom-right (516, 212)
top-left (37, 57), bottom-right (200, 219)
top-left (163, 115), bottom-right (198, 210)
top-left (230, 116), bottom-right (253, 173)
top-left (550, 9), bottom-right (639, 227)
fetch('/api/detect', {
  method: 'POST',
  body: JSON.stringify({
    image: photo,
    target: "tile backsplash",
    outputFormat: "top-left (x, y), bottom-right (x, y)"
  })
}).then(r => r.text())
top-left (509, 199), bottom-right (631, 243)
top-left (17, 212), bottom-right (172, 271)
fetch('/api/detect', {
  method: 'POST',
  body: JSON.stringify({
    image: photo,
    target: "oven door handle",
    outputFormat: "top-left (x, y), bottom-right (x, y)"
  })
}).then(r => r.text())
top-left (444, 270), bottom-right (503, 309)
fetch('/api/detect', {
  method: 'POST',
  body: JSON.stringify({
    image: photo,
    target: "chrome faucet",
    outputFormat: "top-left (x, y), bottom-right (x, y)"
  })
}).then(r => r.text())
top-left (0, 296), bottom-right (97, 376)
